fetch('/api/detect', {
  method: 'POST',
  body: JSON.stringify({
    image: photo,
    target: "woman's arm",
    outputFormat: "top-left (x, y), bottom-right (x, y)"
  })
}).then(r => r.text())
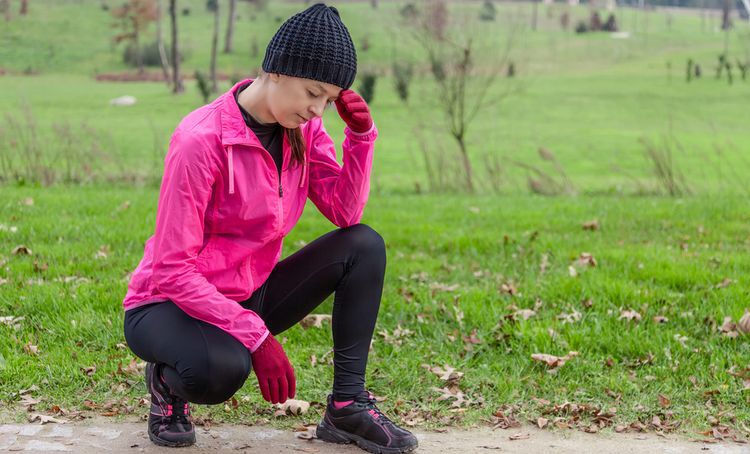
top-left (307, 90), bottom-right (378, 227)
top-left (150, 130), bottom-right (270, 353)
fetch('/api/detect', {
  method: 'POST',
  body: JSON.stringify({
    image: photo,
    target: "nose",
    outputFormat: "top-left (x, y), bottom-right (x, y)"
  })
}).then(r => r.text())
top-left (308, 100), bottom-right (326, 119)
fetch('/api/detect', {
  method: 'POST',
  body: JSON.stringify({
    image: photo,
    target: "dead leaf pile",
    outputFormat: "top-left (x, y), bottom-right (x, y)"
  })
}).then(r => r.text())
top-left (378, 325), bottom-right (413, 346)
top-left (490, 404), bottom-right (521, 430)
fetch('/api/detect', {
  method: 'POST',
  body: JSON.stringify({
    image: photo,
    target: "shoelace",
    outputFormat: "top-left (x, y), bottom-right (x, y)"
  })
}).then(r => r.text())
top-left (170, 397), bottom-right (190, 425)
top-left (357, 394), bottom-right (397, 427)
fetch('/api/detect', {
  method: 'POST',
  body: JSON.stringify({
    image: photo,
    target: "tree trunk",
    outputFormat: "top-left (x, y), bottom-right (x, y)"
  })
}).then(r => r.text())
top-left (457, 138), bottom-right (475, 193)
top-left (20, 0), bottom-right (28, 15)
top-left (169, 0), bottom-right (183, 93)
top-left (156, 0), bottom-right (172, 86)
top-left (2, 0), bottom-right (10, 21)
top-left (532, 0), bottom-right (538, 31)
top-left (135, 27), bottom-right (144, 75)
top-left (224, 0), bottom-right (236, 53)
top-left (210, 0), bottom-right (219, 93)
top-left (721, 0), bottom-right (732, 30)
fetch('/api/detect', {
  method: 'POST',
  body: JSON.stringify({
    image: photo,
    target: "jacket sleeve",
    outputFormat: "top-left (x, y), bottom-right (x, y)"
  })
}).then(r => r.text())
top-left (307, 119), bottom-right (378, 227)
top-left (150, 130), bottom-right (270, 353)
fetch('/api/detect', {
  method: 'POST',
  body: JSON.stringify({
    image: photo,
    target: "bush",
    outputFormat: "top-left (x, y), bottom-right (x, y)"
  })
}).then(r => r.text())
top-left (123, 42), bottom-right (185, 68)
top-left (195, 70), bottom-right (211, 103)
top-left (181, 7), bottom-right (190, 16)
top-left (479, 0), bottom-right (496, 22)
top-left (392, 61), bottom-right (414, 104)
top-left (357, 71), bottom-right (377, 104)
top-left (590, 11), bottom-right (602, 31)
top-left (603, 13), bottom-right (618, 32)
top-left (400, 3), bottom-right (418, 20)
top-left (575, 21), bottom-right (588, 34)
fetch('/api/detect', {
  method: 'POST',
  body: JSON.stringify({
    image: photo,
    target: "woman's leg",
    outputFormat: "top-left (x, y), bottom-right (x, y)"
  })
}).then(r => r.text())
top-left (241, 223), bottom-right (386, 401)
top-left (124, 301), bottom-right (252, 405)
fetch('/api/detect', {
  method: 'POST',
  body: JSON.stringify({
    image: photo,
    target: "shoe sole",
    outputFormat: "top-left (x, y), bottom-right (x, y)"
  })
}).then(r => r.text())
top-left (316, 419), bottom-right (418, 454)
top-left (148, 430), bottom-right (196, 448)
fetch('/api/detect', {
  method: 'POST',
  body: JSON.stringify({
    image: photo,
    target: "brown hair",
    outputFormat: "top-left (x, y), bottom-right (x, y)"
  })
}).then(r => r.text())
top-left (256, 71), bottom-right (306, 169)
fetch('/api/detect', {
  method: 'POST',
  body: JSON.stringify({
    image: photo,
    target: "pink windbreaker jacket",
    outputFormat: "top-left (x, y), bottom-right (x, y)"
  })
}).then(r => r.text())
top-left (122, 79), bottom-right (378, 353)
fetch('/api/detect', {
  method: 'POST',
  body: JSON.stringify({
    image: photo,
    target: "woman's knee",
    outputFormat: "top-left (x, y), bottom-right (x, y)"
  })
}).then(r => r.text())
top-left (341, 224), bottom-right (385, 258)
top-left (177, 356), bottom-right (252, 405)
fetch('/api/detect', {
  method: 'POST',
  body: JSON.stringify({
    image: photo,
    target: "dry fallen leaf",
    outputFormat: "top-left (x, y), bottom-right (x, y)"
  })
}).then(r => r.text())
top-left (539, 253), bottom-right (549, 274)
top-left (531, 351), bottom-right (579, 370)
top-left (508, 432), bottom-right (530, 441)
top-left (737, 311), bottom-right (750, 334)
top-left (23, 342), bottom-right (39, 356)
top-left (299, 314), bottom-right (331, 329)
top-left (653, 315), bottom-right (669, 324)
top-left (619, 309), bottom-right (642, 322)
top-left (28, 413), bottom-right (65, 424)
top-left (574, 252), bottom-right (597, 268)
top-left (658, 394), bottom-right (671, 408)
top-left (500, 283), bottom-right (518, 296)
top-left (537, 417), bottom-right (549, 429)
top-left (295, 424), bottom-right (318, 440)
top-left (514, 309), bottom-right (537, 320)
top-left (422, 364), bottom-right (464, 383)
top-left (582, 220), bottom-right (600, 231)
top-left (715, 278), bottom-right (734, 289)
top-left (275, 399), bottom-right (310, 416)
top-left (12, 245), bottom-right (32, 255)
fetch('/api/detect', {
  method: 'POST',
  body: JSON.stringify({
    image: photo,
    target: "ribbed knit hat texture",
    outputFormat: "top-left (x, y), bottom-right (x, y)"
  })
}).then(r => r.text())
top-left (262, 3), bottom-right (357, 90)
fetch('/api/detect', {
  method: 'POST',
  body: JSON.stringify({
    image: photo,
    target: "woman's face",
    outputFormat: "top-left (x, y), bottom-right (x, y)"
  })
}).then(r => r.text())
top-left (267, 73), bottom-right (342, 128)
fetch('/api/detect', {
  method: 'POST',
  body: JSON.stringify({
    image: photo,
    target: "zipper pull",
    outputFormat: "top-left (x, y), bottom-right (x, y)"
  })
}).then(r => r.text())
top-left (278, 182), bottom-right (283, 198)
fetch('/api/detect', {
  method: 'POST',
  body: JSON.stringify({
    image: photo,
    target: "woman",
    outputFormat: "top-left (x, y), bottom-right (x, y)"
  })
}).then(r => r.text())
top-left (121, 3), bottom-right (417, 453)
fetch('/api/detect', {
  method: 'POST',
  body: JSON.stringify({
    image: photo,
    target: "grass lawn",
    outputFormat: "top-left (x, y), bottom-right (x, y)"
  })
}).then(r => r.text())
top-left (1, 186), bottom-right (749, 435)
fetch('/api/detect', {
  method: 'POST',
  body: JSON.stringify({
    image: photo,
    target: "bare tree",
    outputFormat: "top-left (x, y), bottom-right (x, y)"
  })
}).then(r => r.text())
top-left (405, 0), bottom-right (519, 193)
top-left (210, 0), bottom-right (220, 92)
top-left (169, 0), bottom-right (183, 93)
top-left (156, 0), bottom-right (172, 86)
top-left (111, 0), bottom-right (158, 75)
top-left (224, 0), bottom-right (237, 53)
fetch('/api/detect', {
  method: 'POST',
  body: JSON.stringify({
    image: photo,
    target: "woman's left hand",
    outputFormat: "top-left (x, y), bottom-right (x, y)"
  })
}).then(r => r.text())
top-left (334, 89), bottom-right (373, 134)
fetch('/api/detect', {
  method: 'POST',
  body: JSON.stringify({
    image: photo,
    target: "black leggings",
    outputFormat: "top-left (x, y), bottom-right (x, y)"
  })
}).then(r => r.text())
top-left (123, 224), bottom-right (386, 405)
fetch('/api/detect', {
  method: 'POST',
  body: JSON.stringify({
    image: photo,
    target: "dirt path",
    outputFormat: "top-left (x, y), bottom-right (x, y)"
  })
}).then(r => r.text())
top-left (0, 417), bottom-right (747, 453)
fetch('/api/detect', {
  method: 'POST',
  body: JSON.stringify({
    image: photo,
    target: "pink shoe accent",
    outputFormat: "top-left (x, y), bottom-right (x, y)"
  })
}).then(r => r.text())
top-left (333, 399), bottom-right (354, 409)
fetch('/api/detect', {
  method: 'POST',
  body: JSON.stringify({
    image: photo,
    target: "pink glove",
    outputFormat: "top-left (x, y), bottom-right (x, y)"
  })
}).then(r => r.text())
top-left (250, 334), bottom-right (296, 404)
top-left (334, 89), bottom-right (373, 134)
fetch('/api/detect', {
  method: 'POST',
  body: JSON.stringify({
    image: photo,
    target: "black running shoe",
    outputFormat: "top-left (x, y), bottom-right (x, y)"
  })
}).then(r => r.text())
top-left (316, 390), bottom-right (418, 454)
top-left (145, 362), bottom-right (195, 447)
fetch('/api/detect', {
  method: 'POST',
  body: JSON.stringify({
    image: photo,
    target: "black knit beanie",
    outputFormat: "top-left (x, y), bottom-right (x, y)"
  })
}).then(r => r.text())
top-left (261, 3), bottom-right (357, 90)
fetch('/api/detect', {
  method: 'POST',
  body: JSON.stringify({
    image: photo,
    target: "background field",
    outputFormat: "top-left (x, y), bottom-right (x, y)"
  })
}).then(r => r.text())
top-left (1, 0), bottom-right (749, 438)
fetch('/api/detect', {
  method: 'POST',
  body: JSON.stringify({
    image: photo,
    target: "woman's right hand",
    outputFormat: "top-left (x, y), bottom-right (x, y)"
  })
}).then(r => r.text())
top-left (250, 334), bottom-right (296, 404)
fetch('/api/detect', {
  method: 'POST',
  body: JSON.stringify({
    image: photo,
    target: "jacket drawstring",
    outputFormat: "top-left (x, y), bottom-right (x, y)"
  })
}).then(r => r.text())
top-left (227, 145), bottom-right (235, 194)
top-left (299, 157), bottom-right (307, 188)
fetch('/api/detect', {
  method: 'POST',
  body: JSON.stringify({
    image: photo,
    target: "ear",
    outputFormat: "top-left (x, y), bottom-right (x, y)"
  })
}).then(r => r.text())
top-left (268, 73), bottom-right (281, 83)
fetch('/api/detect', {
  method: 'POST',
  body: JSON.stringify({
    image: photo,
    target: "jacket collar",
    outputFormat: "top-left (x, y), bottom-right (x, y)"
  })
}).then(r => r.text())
top-left (220, 79), bottom-right (266, 147)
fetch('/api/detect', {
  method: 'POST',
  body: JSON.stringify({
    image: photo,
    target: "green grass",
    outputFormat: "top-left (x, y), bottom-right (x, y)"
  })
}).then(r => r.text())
top-left (0, 0), bottom-right (749, 437)
top-left (1, 187), bottom-right (749, 433)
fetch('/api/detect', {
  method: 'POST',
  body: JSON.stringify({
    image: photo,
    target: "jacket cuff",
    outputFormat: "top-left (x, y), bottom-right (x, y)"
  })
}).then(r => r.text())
top-left (249, 328), bottom-right (271, 353)
top-left (345, 123), bottom-right (378, 141)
